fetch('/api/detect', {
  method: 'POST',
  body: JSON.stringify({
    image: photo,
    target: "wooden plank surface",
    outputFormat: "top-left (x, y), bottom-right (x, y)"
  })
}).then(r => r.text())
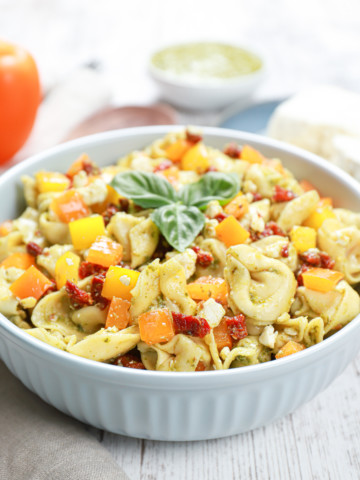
top-left (97, 353), bottom-right (360, 480)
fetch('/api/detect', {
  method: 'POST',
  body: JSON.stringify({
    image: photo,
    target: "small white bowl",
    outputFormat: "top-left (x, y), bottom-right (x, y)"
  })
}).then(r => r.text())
top-left (149, 42), bottom-right (266, 110)
top-left (0, 126), bottom-right (360, 441)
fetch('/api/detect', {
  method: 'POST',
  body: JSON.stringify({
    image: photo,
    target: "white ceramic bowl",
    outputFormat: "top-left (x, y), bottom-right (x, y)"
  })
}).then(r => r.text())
top-left (1, 126), bottom-right (360, 441)
top-left (149, 44), bottom-right (265, 111)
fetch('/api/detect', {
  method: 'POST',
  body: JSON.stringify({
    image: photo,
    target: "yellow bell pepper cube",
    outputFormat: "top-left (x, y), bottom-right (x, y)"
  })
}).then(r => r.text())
top-left (91, 185), bottom-right (123, 214)
top-left (69, 215), bottom-right (105, 250)
top-left (224, 193), bottom-right (249, 219)
top-left (215, 215), bottom-right (250, 247)
top-left (86, 236), bottom-right (123, 268)
top-left (35, 172), bottom-right (70, 193)
top-left (181, 143), bottom-right (210, 174)
top-left (302, 267), bottom-right (344, 293)
top-left (101, 266), bottom-right (140, 301)
top-left (241, 145), bottom-right (265, 164)
top-left (303, 205), bottom-right (336, 230)
top-left (275, 341), bottom-right (305, 359)
top-left (55, 251), bottom-right (81, 289)
top-left (290, 226), bottom-right (317, 254)
top-left (0, 220), bottom-right (13, 236)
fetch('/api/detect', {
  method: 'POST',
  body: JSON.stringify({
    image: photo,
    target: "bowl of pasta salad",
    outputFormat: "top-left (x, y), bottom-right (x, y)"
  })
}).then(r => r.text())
top-left (0, 126), bottom-right (359, 441)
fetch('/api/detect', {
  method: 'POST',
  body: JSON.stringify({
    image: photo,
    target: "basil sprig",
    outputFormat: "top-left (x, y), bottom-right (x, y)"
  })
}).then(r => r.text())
top-left (110, 171), bottom-right (240, 252)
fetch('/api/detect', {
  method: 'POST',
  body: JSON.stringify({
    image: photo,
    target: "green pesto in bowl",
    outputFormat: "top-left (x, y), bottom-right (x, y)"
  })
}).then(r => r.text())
top-left (151, 42), bottom-right (262, 83)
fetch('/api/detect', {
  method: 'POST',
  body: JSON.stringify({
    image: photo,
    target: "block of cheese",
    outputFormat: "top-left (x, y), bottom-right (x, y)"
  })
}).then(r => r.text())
top-left (267, 86), bottom-right (360, 160)
top-left (331, 135), bottom-right (360, 181)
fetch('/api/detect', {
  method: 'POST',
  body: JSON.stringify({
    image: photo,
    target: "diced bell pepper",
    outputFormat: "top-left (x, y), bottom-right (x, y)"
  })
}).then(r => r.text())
top-left (224, 193), bottom-right (249, 219)
top-left (241, 145), bottom-right (265, 164)
top-left (86, 236), bottom-right (123, 268)
top-left (181, 143), bottom-right (210, 174)
top-left (187, 276), bottom-right (228, 304)
top-left (55, 251), bottom-right (80, 289)
top-left (215, 215), bottom-right (250, 247)
top-left (301, 267), bottom-right (344, 293)
top-left (138, 308), bottom-right (175, 345)
top-left (0, 252), bottom-right (36, 270)
top-left (165, 139), bottom-right (191, 163)
top-left (101, 266), bottom-right (140, 301)
top-left (290, 226), bottom-right (317, 254)
top-left (51, 190), bottom-right (90, 223)
top-left (35, 172), bottom-right (70, 193)
top-left (303, 205), bottom-right (336, 230)
top-left (275, 340), bottom-right (305, 359)
top-left (10, 265), bottom-right (53, 300)
top-left (105, 297), bottom-right (131, 330)
top-left (69, 215), bottom-right (105, 250)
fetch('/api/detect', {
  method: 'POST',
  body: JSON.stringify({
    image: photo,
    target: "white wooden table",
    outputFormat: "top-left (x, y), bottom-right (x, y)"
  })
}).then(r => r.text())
top-left (1, 0), bottom-right (360, 478)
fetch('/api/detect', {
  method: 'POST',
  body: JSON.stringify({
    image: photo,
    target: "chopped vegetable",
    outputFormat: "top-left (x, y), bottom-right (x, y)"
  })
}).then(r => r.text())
top-left (157, 166), bottom-right (179, 186)
top-left (224, 193), bottom-right (249, 219)
top-left (79, 261), bottom-right (107, 279)
top-left (90, 273), bottom-right (109, 309)
top-left (35, 172), bottom-right (70, 193)
top-left (65, 280), bottom-right (93, 308)
top-left (241, 145), bottom-right (265, 164)
top-left (165, 139), bottom-right (191, 163)
top-left (101, 266), bottom-right (140, 301)
top-left (26, 242), bottom-right (43, 256)
top-left (66, 153), bottom-right (92, 178)
top-left (0, 252), bottom-right (35, 270)
top-left (299, 180), bottom-right (317, 192)
top-left (225, 314), bottom-right (247, 340)
top-left (303, 205), bottom-right (336, 230)
top-left (105, 297), bottom-right (131, 330)
top-left (273, 185), bottom-right (296, 203)
top-left (290, 226), bottom-right (317, 254)
top-left (181, 143), bottom-right (210, 173)
top-left (213, 318), bottom-right (233, 351)
top-left (275, 340), bottom-right (305, 359)
top-left (91, 185), bottom-right (123, 214)
top-left (113, 353), bottom-right (145, 369)
top-left (215, 215), bottom-right (250, 247)
top-left (300, 250), bottom-right (335, 269)
top-left (86, 236), bottom-right (123, 268)
top-left (69, 215), bottom-right (105, 250)
top-left (172, 312), bottom-right (210, 338)
top-left (191, 246), bottom-right (213, 267)
top-left (0, 220), bottom-right (13, 236)
top-left (51, 190), bottom-right (90, 223)
top-left (301, 267), bottom-right (344, 293)
top-left (138, 308), bottom-right (175, 345)
top-left (10, 265), bottom-right (53, 300)
top-left (55, 251), bottom-right (80, 289)
top-left (187, 276), bottom-right (228, 304)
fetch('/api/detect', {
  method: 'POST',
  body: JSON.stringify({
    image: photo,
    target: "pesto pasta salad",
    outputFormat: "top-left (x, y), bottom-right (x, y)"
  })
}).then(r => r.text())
top-left (1, 129), bottom-right (359, 372)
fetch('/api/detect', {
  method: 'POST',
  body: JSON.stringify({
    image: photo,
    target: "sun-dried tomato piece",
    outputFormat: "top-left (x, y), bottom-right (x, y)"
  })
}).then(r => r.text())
top-left (273, 185), bottom-right (296, 203)
top-left (186, 129), bottom-right (202, 144)
top-left (65, 281), bottom-right (93, 308)
top-left (26, 242), bottom-right (43, 256)
top-left (91, 273), bottom-right (109, 310)
top-left (191, 246), bottom-right (214, 268)
top-left (252, 192), bottom-right (263, 202)
top-left (224, 143), bottom-right (242, 159)
top-left (79, 261), bottom-right (108, 279)
top-left (82, 159), bottom-right (100, 176)
top-left (225, 314), bottom-right (247, 340)
top-left (172, 312), bottom-right (211, 338)
top-left (300, 250), bottom-right (335, 269)
top-left (118, 198), bottom-right (130, 212)
top-left (204, 166), bottom-right (218, 173)
top-left (153, 160), bottom-right (173, 173)
top-left (102, 204), bottom-right (119, 226)
top-left (280, 244), bottom-right (289, 258)
top-left (214, 212), bottom-right (228, 223)
top-left (195, 361), bottom-right (206, 372)
top-left (251, 221), bottom-right (286, 241)
top-left (296, 264), bottom-right (311, 286)
top-left (113, 353), bottom-right (146, 369)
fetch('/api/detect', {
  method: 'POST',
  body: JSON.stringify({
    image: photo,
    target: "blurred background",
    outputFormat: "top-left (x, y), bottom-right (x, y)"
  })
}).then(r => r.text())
top-left (1, 0), bottom-right (360, 157)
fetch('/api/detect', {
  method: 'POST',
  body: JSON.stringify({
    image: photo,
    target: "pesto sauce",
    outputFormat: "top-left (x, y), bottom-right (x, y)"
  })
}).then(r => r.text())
top-left (151, 43), bottom-right (262, 81)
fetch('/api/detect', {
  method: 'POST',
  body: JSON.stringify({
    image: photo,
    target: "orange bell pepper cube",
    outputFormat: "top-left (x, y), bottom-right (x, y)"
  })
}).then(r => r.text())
top-left (105, 297), bottom-right (131, 330)
top-left (66, 153), bottom-right (91, 178)
top-left (86, 236), bottom-right (123, 268)
top-left (10, 265), bottom-right (53, 300)
top-left (55, 251), bottom-right (80, 289)
top-left (187, 276), bottom-right (228, 304)
top-left (35, 172), bottom-right (70, 193)
top-left (302, 268), bottom-right (344, 293)
top-left (302, 204), bottom-right (337, 230)
top-left (101, 266), bottom-right (140, 301)
top-left (157, 166), bottom-right (180, 186)
top-left (181, 143), bottom-right (210, 174)
top-left (275, 340), bottom-right (305, 359)
top-left (69, 215), bottom-right (105, 250)
top-left (0, 252), bottom-right (36, 270)
top-left (0, 220), bottom-right (13, 236)
top-left (241, 145), bottom-right (265, 164)
top-left (51, 190), bottom-right (90, 223)
top-left (215, 215), bottom-right (250, 247)
top-left (165, 139), bottom-right (192, 163)
top-left (138, 308), bottom-right (175, 345)
top-left (224, 193), bottom-right (249, 219)
top-left (213, 318), bottom-right (233, 351)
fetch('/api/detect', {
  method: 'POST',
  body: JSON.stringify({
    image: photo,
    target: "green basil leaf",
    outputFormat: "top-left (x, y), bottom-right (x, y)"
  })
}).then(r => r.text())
top-left (151, 204), bottom-right (205, 252)
top-left (110, 172), bottom-right (178, 208)
top-left (178, 172), bottom-right (240, 208)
